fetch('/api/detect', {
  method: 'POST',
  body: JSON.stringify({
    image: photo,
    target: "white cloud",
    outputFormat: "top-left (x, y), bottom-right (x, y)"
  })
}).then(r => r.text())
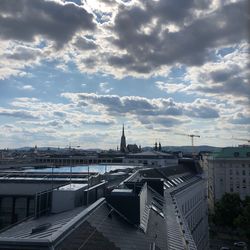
top-left (155, 81), bottom-right (188, 93)
top-left (99, 82), bottom-right (113, 93)
top-left (19, 85), bottom-right (34, 91)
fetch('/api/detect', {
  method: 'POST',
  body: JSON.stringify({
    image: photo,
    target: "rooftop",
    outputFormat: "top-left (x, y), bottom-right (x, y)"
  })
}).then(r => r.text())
top-left (0, 197), bottom-right (163, 250)
top-left (212, 146), bottom-right (250, 159)
top-left (0, 163), bottom-right (204, 250)
top-left (58, 183), bottom-right (88, 191)
top-left (126, 151), bottom-right (177, 159)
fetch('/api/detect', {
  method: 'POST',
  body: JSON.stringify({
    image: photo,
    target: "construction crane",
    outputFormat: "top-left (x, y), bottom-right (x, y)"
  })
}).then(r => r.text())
top-left (66, 144), bottom-right (81, 150)
top-left (175, 133), bottom-right (200, 155)
top-left (232, 137), bottom-right (250, 143)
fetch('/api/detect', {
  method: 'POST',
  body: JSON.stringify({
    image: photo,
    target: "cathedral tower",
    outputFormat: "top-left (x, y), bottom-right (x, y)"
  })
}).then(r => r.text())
top-left (120, 124), bottom-right (127, 153)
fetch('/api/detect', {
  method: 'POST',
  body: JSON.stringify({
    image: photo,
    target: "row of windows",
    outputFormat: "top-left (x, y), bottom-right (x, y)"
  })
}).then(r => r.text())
top-left (229, 169), bottom-right (250, 175)
top-left (230, 185), bottom-right (249, 192)
top-left (234, 152), bottom-right (250, 157)
top-left (220, 177), bottom-right (250, 185)
top-left (219, 163), bottom-right (250, 168)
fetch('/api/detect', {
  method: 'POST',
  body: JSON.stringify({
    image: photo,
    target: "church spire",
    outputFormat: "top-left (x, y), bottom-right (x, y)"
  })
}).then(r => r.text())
top-left (122, 124), bottom-right (125, 136)
top-left (120, 124), bottom-right (127, 153)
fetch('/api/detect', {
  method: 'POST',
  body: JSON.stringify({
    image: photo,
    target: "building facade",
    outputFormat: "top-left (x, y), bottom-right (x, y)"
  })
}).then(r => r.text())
top-left (206, 146), bottom-right (250, 210)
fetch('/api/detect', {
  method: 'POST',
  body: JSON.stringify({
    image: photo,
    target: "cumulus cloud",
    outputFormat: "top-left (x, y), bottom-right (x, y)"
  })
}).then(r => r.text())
top-left (183, 99), bottom-right (220, 119)
top-left (0, 108), bottom-right (39, 119)
top-left (62, 92), bottom-right (221, 130)
top-left (230, 112), bottom-right (250, 125)
top-left (62, 92), bottom-right (183, 117)
top-left (107, 0), bottom-right (248, 74)
top-left (4, 46), bottom-right (42, 61)
top-left (0, 0), bottom-right (248, 79)
top-left (74, 36), bottom-right (98, 50)
top-left (185, 43), bottom-right (250, 102)
top-left (0, 0), bottom-right (248, 147)
top-left (0, 0), bottom-right (96, 48)
top-left (156, 81), bottom-right (188, 93)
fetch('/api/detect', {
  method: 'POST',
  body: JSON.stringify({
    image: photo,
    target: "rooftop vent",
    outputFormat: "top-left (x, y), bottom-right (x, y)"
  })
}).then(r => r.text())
top-left (31, 223), bottom-right (51, 234)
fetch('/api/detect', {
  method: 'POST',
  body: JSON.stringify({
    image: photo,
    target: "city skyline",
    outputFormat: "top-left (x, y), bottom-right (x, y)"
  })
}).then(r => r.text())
top-left (0, 0), bottom-right (249, 149)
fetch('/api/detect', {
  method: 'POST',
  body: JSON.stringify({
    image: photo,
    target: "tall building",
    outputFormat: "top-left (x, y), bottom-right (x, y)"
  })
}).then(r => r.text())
top-left (120, 124), bottom-right (127, 153)
top-left (205, 146), bottom-right (250, 211)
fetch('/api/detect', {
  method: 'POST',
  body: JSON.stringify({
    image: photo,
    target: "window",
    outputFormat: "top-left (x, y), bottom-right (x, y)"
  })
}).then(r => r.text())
top-left (242, 170), bottom-right (246, 175)
top-left (234, 152), bottom-right (240, 157)
top-left (229, 169), bottom-right (233, 175)
top-left (243, 179), bottom-right (246, 188)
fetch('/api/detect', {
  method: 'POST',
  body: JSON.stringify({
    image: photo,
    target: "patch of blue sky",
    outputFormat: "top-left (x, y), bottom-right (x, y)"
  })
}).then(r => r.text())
top-left (167, 65), bottom-right (187, 80)
top-left (93, 11), bottom-right (112, 24)
top-left (216, 46), bottom-right (235, 57)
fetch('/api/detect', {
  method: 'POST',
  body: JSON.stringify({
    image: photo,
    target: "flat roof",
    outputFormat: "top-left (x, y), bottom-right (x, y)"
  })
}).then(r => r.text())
top-left (58, 183), bottom-right (88, 191)
top-left (0, 199), bottom-right (104, 244)
top-left (112, 189), bottom-right (133, 193)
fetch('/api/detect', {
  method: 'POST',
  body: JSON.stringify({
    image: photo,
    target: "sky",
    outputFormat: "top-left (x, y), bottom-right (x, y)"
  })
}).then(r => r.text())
top-left (0, 0), bottom-right (249, 149)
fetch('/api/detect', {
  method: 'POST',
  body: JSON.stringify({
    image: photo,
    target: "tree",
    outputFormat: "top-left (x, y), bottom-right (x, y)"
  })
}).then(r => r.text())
top-left (234, 196), bottom-right (250, 239)
top-left (213, 193), bottom-right (242, 228)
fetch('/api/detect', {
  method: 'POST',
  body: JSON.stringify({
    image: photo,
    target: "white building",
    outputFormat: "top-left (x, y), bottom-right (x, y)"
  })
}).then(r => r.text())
top-left (206, 146), bottom-right (250, 210)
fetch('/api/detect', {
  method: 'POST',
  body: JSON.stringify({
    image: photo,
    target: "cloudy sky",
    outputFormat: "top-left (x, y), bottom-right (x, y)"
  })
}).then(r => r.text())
top-left (0, 0), bottom-right (249, 149)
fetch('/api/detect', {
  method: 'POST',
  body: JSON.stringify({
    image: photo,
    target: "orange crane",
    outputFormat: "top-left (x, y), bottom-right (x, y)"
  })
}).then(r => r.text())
top-left (175, 133), bottom-right (200, 155)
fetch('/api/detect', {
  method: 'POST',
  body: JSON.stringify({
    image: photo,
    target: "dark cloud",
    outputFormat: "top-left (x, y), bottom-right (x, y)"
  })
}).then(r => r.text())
top-left (0, 0), bottom-right (96, 48)
top-left (4, 46), bottom-right (41, 61)
top-left (145, 0), bottom-right (208, 24)
top-left (148, 116), bottom-right (185, 127)
top-left (81, 120), bottom-right (115, 126)
top-left (209, 66), bottom-right (240, 83)
top-left (74, 93), bottom-right (183, 117)
top-left (185, 105), bottom-right (219, 119)
top-left (108, 0), bottom-right (248, 73)
top-left (74, 37), bottom-right (98, 50)
top-left (195, 75), bottom-right (250, 99)
top-left (63, 92), bottom-right (220, 130)
top-left (183, 98), bottom-right (220, 119)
